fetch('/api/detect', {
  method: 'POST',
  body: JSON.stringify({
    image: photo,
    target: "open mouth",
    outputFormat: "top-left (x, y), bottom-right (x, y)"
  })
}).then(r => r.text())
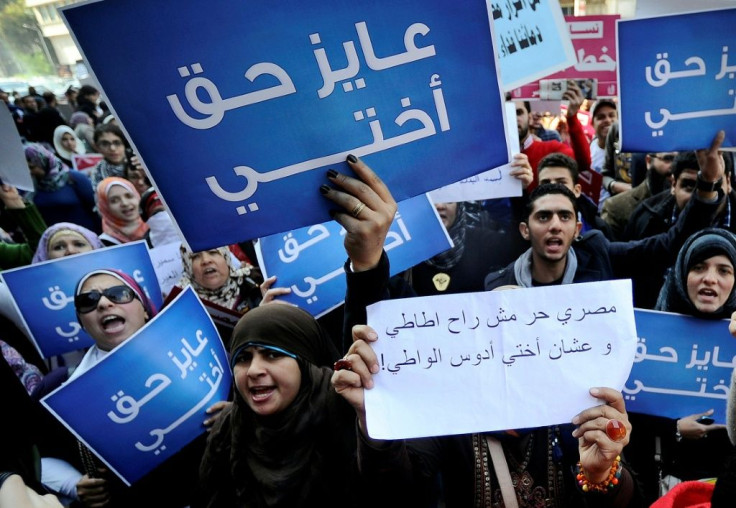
top-left (249, 386), bottom-right (275, 402)
top-left (698, 288), bottom-right (718, 299)
top-left (101, 314), bottom-right (125, 333)
top-left (544, 237), bottom-right (565, 256)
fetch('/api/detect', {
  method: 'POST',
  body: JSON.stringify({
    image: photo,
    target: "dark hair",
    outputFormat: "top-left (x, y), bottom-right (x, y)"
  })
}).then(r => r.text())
top-left (538, 153), bottom-right (578, 183)
top-left (42, 91), bottom-right (55, 104)
top-left (671, 152), bottom-right (699, 182)
top-left (93, 123), bottom-right (128, 146)
top-left (523, 183), bottom-right (578, 221)
top-left (505, 92), bottom-right (530, 114)
top-left (78, 84), bottom-right (99, 99)
top-left (724, 151), bottom-right (733, 178)
top-left (591, 99), bottom-right (617, 119)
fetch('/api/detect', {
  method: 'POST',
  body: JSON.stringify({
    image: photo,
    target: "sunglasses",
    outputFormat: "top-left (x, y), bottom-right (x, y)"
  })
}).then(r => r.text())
top-left (75, 285), bottom-right (138, 313)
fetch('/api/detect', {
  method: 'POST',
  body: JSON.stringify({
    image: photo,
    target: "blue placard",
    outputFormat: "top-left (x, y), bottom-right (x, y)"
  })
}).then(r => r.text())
top-left (624, 309), bottom-right (734, 424)
top-left (257, 194), bottom-right (452, 317)
top-left (618, 9), bottom-right (736, 152)
top-left (0, 242), bottom-right (162, 358)
top-left (62, 0), bottom-right (508, 251)
top-left (41, 287), bottom-right (231, 486)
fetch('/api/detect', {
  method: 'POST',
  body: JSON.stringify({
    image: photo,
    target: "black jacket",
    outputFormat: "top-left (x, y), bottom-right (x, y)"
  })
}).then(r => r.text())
top-left (484, 191), bottom-right (724, 291)
top-left (409, 227), bottom-right (527, 296)
top-left (623, 190), bottom-right (676, 241)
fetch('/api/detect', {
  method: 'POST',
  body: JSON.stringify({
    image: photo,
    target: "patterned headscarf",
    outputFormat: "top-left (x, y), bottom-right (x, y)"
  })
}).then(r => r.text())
top-left (656, 228), bottom-right (736, 319)
top-left (96, 177), bottom-right (149, 244)
top-left (32, 222), bottom-right (104, 264)
top-left (91, 159), bottom-right (127, 190)
top-left (24, 143), bottom-right (71, 192)
top-left (0, 340), bottom-right (42, 395)
top-left (425, 202), bottom-right (467, 270)
top-left (179, 245), bottom-right (256, 311)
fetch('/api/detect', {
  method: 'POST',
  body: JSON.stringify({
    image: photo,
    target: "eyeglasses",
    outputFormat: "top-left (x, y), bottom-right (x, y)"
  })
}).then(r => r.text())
top-left (678, 178), bottom-right (697, 191)
top-left (75, 285), bottom-right (138, 313)
top-left (97, 140), bottom-right (124, 149)
top-left (652, 154), bottom-right (676, 163)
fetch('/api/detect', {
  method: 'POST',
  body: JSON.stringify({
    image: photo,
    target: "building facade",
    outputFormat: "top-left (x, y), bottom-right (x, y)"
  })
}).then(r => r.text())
top-left (25, 0), bottom-right (83, 66)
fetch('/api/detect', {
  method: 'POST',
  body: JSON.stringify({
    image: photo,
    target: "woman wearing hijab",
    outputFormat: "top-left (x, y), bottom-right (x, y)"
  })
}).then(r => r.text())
top-left (199, 304), bottom-right (360, 508)
top-left (408, 201), bottom-right (526, 295)
top-left (96, 177), bottom-right (149, 246)
top-left (41, 269), bottom-right (211, 507)
top-left (71, 269), bottom-right (157, 378)
top-left (69, 112), bottom-right (95, 153)
top-left (24, 144), bottom-right (100, 234)
top-left (32, 222), bottom-right (104, 264)
top-left (39, 269), bottom-right (157, 504)
top-left (179, 246), bottom-right (261, 314)
top-left (89, 124), bottom-right (130, 190)
top-left (656, 228), bottom-right (736, 319)
top-left (52, 125), bottom-right (86, 168)
top-left (627, 228), bottom-right (736, 503)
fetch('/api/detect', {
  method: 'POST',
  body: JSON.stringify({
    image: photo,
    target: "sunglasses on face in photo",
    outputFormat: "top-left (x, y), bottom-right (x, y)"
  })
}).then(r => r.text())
top-left (75, 285), bottom-right (138, 313)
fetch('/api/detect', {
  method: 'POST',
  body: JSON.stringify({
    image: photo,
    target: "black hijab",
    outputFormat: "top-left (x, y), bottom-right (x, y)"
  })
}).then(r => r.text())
top-left (201, 305), bottom-right (355, 508)
top-left (656, 228), bottom-right (736, 319)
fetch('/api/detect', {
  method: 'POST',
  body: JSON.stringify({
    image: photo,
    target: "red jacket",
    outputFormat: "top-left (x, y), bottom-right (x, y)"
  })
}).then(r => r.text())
top-left (523, 113), bottom-right (591, 191)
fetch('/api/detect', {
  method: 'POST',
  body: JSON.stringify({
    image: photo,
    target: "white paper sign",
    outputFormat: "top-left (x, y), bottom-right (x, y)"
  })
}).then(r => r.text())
top-left (428, 102), bottom-right (521, 203)
top-left (364, 280), bottom-right (637, 439)
top-left (148, 241), bottom-right (183, 298)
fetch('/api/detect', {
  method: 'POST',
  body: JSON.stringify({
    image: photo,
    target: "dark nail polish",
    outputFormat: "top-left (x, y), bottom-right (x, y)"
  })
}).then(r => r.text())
top-left (319, 185), bottom-right (330, 195)
top-left (347, 154), bottom-right (357, 163)
top-left (327, 169), bottom-right (338, 179)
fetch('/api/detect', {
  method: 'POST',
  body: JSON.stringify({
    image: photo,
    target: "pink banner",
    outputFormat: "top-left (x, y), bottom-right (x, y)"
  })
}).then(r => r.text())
top-left (510, 15), bottom-right (619, 100)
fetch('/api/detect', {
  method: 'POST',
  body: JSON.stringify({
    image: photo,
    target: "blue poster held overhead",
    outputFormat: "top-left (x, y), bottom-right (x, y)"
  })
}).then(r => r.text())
top-left (257, 194), bottom-right (452, 318)
top-left (624, 309), bottom-right (735, 424)
top-left (42, 287), bottom-right (231, 486)
top-left (61, 0), bottom-right (509, 251)
top-left (0, 241), bottom-right (162, 358)
top-left (618, 8), bottom-right (736, 152)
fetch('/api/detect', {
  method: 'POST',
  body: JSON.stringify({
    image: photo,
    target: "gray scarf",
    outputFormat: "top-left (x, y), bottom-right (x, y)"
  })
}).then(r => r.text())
top-left (513, 247), bottom-right (578, 287)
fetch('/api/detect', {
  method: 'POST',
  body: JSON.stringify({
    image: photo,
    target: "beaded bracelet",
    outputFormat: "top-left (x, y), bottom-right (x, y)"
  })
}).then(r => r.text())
top-left (576, 455), bottom-right (622, 493)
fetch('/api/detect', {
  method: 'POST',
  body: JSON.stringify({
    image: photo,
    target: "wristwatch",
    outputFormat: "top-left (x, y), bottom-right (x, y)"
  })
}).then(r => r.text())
top-left (696, 171), bottom-right (723, 192)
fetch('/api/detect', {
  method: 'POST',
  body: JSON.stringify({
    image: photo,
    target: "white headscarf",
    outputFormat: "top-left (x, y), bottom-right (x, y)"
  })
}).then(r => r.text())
top-left (53, 125), bottom-right (85, 162)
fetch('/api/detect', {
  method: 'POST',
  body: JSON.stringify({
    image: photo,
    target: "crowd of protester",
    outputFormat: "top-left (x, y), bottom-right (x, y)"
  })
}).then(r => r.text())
top-left (2, 71), bottom-right (736, 508)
